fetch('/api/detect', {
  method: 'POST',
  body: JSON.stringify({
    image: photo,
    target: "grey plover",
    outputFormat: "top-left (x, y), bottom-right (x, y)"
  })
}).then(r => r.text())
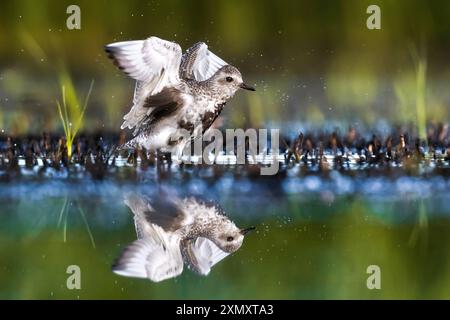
top-left (105, 36), bottom-right (255, 158)
top-left (112, 193), bottom-right (255, 282)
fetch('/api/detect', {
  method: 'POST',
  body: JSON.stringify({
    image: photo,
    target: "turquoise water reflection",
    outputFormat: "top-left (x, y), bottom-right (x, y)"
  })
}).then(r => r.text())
top-left (0, 175), bottom-right (449, 299)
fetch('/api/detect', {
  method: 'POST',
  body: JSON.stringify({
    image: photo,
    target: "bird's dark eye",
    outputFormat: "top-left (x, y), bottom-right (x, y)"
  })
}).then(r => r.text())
top-left (226, 76), bottom-right (233, 82)
top-left (227, 236), bottom-right (234, 242)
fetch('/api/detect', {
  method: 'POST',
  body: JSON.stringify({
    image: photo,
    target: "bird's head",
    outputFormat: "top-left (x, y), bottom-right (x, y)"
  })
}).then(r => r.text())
top-left (209, 218), bottom-right (255, 253)
top-left (210, 65), bottom-right (255, 99)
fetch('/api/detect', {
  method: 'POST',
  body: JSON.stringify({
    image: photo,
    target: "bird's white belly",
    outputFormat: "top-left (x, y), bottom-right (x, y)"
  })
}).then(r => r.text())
top-left (139, 123), bottom-right (177, 151)
top-left (134, 96), bottom-right (221, 152)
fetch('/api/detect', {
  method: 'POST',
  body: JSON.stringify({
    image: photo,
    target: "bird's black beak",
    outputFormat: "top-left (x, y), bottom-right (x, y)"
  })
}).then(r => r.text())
top-left (239, 83), bottom-right (256, 91)
top-left (240, 226), bottom-right (256, 235)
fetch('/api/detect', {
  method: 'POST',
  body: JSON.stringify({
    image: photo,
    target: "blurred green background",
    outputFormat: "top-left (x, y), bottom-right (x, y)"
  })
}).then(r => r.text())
top-left (0, 0), bottom-right (449, 135)
top-left (1, 1), bottom-right (449, 300)
top-left (1, 189), bottom-right (449, 299)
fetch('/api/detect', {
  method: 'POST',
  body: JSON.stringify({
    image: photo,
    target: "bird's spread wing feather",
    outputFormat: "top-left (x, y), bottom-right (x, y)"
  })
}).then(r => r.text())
top-left (180, 42), bottom-right (227, 81)
top-left (123, 193), bottom-right (152, 239)
top-left (133, 80), bottom-right (145, 106)
top-left (124, 193), bottom-right (187, 236)
top-left (105, 37), bottom-right (182, 131)
top-left (132, 87), bottom-right (184, 136)
top-left (112, 225), bottom-right (183, 282)
top-left (182, 237), bottom-right (229, 276)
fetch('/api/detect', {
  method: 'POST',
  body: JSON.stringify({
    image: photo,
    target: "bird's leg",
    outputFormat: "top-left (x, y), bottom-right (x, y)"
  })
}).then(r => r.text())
top-left (164, 151), bottom-right (173, 165)
top-left (172, 147), bottom-right (184, 165)
top-left (169, 142), bottom-right (190, 166)
top-left (156, 150), bottom-right (172, 165)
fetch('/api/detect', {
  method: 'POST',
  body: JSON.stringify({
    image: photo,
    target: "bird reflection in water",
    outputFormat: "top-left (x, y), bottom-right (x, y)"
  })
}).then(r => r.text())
top-left (113, 193), bottom-right (255, 282)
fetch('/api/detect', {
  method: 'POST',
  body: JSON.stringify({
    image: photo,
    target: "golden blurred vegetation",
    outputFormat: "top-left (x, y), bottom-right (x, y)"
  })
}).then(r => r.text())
top-left (0, 0), bottom-right (449, 135)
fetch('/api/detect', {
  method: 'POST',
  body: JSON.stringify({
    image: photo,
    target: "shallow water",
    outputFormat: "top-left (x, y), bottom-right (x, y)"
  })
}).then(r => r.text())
top-left (0, 170), bottom-right (449, 299)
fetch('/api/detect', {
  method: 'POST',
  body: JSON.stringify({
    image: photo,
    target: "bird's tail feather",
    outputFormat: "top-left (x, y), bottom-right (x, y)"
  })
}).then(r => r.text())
top-left (117, 138), bottom-right (138, 151)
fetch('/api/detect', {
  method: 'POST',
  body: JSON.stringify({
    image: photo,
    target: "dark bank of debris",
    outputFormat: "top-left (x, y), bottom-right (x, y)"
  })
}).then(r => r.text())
top-left (0, 124), bottom-right (449, 181)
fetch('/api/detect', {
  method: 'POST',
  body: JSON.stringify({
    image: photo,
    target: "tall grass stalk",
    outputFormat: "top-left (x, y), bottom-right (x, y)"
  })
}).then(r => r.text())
top-left (77, 204), bottom-right (96, 249)
top-left (414, 58), bottom-right (427, 141)
top-left (0, 108), bottom-right (3, 130)
top-left (408, 199), bottom-right (428, 251)
top-left (56, 73), bottom-right (94, 158)
top-left (409, 45), bottom-right (428, 141)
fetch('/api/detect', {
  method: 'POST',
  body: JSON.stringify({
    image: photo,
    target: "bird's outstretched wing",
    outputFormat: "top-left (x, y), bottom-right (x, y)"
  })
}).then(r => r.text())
top-left (180, 42), bottom-right (227, 81)
top-left (112, 224), bottom-right (183, 282)
top-left (182, 237), bottom-right (230, 276)
top-left (124, 193), bottom-right (186, 237)
top-left (105, 37), bottom-right (182, 131)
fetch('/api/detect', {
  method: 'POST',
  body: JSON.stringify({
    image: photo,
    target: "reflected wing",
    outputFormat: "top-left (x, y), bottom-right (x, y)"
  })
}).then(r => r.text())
top-left (112, 224), bottom-right (183, 282)
top-left (182, 237), bottom-right (230, 276)
top-left (123, 193), bottom-right (152, 239)
top-left (105, 36), bottom-right (182, 130)
top-left (180, 42), bottom-right (227, 81)
top-left (124, 193), bottom-right (186, 237)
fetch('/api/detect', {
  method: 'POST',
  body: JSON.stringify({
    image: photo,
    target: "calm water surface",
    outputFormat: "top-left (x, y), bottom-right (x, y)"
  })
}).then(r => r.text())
top-left (0, 169), bottom-right (449, 299)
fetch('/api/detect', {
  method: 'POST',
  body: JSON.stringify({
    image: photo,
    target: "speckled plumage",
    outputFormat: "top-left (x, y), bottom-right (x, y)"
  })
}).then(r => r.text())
top-left (112, 193), bottom-right (254, 282)
top-left (105, 36), bottom-right (255, 157)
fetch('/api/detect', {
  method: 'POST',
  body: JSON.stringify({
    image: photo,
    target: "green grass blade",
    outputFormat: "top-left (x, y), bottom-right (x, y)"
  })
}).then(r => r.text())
top-left (57, 197), bottom-right (68, 227)
top-left (63, 207), bottom-right (68, 243)
top-left (73, 79), bottom-right (94, 136)
top-left (56, 100), bottom-right (68, 137)
top-left (77, 204), bottom-right (96, 249)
